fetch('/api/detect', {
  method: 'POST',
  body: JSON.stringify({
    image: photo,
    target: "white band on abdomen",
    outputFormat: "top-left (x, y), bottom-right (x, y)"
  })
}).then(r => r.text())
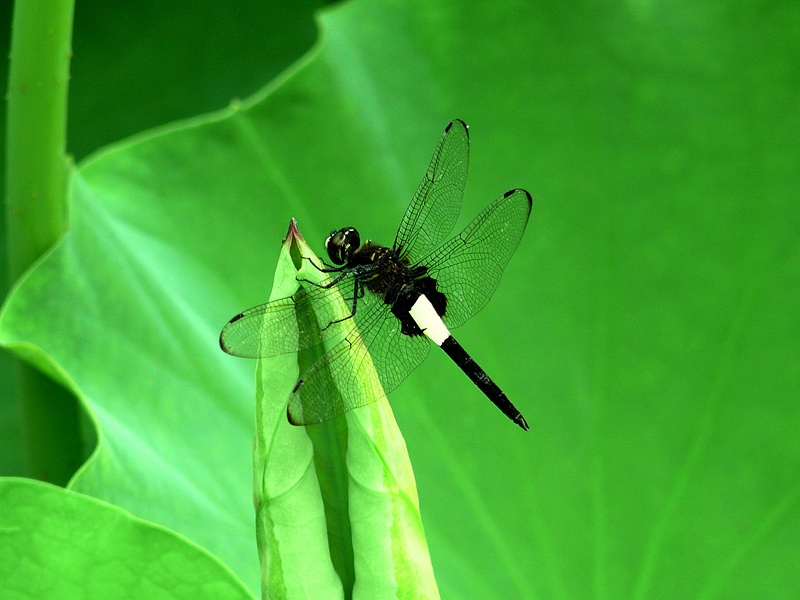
top-left (409, 295), bottom-right (451, 346)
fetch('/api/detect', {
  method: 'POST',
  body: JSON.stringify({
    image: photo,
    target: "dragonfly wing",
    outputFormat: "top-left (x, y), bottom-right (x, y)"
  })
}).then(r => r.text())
top-left (393, 119), bottom-right (469, 261)
top-left (423, 188), bottom-right (533, 330)
top-left (219, 296), bottom-right (299, 358)
top-left (219, 274), bottom-right (361, 358)
top-left (288, 292), bottom-right (431, 425)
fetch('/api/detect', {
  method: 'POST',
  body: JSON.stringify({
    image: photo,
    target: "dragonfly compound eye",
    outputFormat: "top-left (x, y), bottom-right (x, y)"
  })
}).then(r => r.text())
top-left (326, 227), bottom-right (360, 265)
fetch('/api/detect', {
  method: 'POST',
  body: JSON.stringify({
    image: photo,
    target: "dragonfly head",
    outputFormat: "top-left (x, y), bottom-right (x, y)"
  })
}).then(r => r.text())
top-left (325, 227), bottom-right (361, 265)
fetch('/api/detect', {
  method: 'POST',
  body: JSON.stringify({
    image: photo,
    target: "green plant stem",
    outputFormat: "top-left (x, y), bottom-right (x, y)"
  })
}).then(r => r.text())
top-left (6, 0), bottom-right (81, 484)
top-left (6, 0), bottom-right (73, 270)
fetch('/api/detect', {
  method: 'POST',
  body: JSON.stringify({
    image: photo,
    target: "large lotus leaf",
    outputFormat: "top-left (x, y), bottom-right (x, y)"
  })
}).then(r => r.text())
top-left (1, 0), bottom-right (798, 598)
top-left (0, 478), bottom-right (252, 599)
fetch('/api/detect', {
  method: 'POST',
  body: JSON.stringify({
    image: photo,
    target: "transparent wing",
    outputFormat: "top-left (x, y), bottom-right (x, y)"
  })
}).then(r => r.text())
top-left (219, 273), bottom-right (362, 358)
top-left (423, 188), bottom-right (533, 330)
top-left (287, 290), bottom-right (431, 425)
top-left (393, 119), bottom-right (470, 261)
top-left (223, 267), bottom-right (433, 425)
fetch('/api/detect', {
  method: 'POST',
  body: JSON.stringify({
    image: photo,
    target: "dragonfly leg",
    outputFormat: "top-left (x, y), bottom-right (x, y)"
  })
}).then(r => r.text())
top-left (297, 271), bottom-right (347, 289)
top-left (295, 253), bottom-right (348, 275)
top-left (320, 280), bottom-right (362, 331)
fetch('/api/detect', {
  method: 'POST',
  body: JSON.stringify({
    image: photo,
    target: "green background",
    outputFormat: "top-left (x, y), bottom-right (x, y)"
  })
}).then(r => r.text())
top-left (2, 0), bottom-right (798, 598)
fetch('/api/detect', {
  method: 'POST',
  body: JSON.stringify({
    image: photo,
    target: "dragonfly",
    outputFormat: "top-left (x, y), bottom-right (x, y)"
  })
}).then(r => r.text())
top-left (220, 119), bottom-right (533, 430)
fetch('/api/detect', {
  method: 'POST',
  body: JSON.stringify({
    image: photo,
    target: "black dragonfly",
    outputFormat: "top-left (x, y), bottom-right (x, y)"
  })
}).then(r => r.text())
top-left (220, 120), bottom-right (533, 430)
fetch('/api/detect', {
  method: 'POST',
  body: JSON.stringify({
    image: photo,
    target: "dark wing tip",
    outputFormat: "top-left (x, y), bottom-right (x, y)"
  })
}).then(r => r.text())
top-left (521, 189), bottom-right (533, 207)
top-left (218, 314), bottom-right (243, 355)
top-left (286, 406), bottom-right (301, 426)
top-left (503, 188), bottom-right (533, 215)
top-left (445, 118), bottom-right (469, 139)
